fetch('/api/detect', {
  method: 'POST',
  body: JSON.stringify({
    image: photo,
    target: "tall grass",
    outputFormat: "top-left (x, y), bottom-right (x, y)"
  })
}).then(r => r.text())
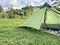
top-left (0, 19), bottom-right (60, 45)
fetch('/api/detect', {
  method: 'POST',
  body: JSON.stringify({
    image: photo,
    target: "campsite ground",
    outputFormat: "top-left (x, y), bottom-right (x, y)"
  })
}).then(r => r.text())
top-left (0, 19), bottom-right (60, 45)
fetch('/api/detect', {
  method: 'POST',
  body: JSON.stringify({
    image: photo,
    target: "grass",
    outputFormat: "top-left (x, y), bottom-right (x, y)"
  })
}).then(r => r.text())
top-left (0, 19), bottom-right (60, 45)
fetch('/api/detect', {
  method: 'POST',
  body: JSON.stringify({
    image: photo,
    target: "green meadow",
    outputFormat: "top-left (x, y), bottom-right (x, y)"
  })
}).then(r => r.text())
top-left (0, 19), bottom-right (60, 45)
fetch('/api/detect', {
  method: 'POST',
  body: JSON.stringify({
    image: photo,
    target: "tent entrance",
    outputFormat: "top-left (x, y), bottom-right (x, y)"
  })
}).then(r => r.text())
top-left (43, 8), bottom-right (60, 30)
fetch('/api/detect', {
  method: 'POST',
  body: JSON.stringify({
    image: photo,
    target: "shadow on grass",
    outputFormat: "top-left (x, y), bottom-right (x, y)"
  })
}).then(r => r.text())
top-left (16, 26), bottom-right (56, 37)
top-left (17, 26), bottom-right (39, 33)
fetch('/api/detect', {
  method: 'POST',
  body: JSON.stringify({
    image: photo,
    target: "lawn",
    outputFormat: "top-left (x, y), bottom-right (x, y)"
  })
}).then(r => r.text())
top-left (0, 19), bottom-right (60, 45)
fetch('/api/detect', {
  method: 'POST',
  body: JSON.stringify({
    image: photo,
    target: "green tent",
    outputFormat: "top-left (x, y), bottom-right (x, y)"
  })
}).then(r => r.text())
top-left (19, 3), bottom-right (60, 30)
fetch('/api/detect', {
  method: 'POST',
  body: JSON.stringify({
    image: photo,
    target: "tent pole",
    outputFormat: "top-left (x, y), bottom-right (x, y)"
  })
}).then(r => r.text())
top-left (44, 8), bottom-right (47, 25)
top-left (40, 8), bottom-right (47, 31)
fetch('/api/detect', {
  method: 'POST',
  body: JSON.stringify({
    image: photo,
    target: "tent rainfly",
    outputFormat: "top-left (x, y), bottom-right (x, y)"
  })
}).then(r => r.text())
top-left (19, 3), bottom-right (60, 30)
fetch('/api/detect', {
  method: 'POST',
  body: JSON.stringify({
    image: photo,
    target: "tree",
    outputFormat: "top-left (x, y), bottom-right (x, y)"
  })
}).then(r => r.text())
top-left (22, 5), bottom-right (33, 16)
top-left (0, 5), bottom-right (3, 13)
top-left (51, 0), bottom-right (54, 1)
top-left (0, 5), bottom-right (6, 18)
top-left (51, 0), bottom-right (60, 6)
top-left (52, 0), bottom-right (60, 11)
top-left (8, 4), bottom-right (15, 18)
top-left (51, 0), bottom-right (59, 1)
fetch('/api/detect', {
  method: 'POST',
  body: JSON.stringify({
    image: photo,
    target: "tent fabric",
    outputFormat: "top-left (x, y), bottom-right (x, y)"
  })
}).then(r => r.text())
top-left (19, 7), bottom-right (60, 30)
top-left (44, 9), bottom-right (60, 28)
top-left (20, 8), bottom-right (45, 30)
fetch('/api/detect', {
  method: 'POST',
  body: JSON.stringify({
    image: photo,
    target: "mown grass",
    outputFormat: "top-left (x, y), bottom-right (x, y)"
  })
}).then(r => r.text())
top-left (0, 19), bottom-right (60, 45)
